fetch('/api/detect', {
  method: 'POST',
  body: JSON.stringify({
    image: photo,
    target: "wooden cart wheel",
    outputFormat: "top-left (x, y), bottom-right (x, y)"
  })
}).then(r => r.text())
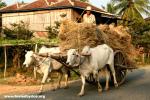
top-left (113, 50), bottom-right (127, 86)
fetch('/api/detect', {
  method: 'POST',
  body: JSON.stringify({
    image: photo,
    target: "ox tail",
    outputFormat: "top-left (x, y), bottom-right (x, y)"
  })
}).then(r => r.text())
top-left (106, 49), bottom-right (115, 73)
top-left (108, 49), bottom-right (114, 68)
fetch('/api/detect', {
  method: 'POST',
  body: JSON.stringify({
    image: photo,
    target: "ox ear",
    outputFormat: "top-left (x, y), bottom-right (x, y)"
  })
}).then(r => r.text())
top-left (75, 49), bottom-right (80, 55)
top-left (76, 49), bottom-right (79, 52)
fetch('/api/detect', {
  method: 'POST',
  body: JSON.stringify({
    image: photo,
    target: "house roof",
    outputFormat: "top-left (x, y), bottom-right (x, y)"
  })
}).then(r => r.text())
top-left (50, 0), bottom-right (105, 12)
top-left (0, 0), bottom-right (105, 12)
top-left (20, 0), bottom-right (57, 10)
top-left (0, 3), bottom-right (27, 12)
top-left (0, 0), bottom-right (117, 18)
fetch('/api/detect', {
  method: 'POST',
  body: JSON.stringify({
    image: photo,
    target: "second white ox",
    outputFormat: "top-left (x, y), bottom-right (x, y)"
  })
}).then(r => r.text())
top-left (66, 44), bottom-right (118, 96)
top-left (23, 46), bottom-right (69, 94)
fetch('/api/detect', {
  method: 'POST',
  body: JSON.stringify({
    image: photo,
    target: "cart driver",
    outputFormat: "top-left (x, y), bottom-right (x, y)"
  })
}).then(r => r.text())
top-left (83, 6), bottom-right (96, 24)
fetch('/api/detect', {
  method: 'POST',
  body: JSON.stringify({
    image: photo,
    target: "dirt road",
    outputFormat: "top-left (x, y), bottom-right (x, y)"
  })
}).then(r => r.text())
top-left (0, 66), bottom-right (150, 100)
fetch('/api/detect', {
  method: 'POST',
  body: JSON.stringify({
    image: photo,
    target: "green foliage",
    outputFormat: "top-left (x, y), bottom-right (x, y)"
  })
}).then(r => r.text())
top-left (131, 21), bottom-right (150, 49)
top-left (112, 0), bottom-right (150, 23)
top-left (130, 19), bottom-right (150, 35)
top-left (0, 1), bottom-right (6, 8)
top-left (0, 38), bottom-right (58, 46)
top-left (46, 21), bottom-right (60, 39)
top-left (105, 1), bottom-right (117, 14)
top-left (111, 0), bottom-right (150, 49)
top-left (3, 21), bottom-right (33, 40)
top-left (80, 0), bottom-right (89, 2)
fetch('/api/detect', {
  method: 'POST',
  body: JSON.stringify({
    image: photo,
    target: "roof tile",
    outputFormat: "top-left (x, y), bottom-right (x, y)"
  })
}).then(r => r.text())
top-left (0, 3), bottom-right (27, 11)
top-left (1, 0), bottom-right (106, 14)
top-left (20, 0), bottom-right (57, 10)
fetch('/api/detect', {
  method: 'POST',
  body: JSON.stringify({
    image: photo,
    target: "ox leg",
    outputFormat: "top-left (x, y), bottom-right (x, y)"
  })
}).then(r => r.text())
top-left (64, 74), bottom-right (69, 89)
top-left (34, 67), bottom-right (37, 79)
top-left (56, 72), bottom-right (63, 89)
top-left (39, 83), bottom-right (44, 94)
top-left (78, 75), bottom-right (86, 96)
top-left (93, 70), bottom-right (102, 93)
top-left (104, 68), bottom-right (110, 91)
top-left (39, 71), bottom-right (49, 93)
top-left (109, 65), bottom-right (118, 87)
top-left (97, 73), bottom-right (102, 93)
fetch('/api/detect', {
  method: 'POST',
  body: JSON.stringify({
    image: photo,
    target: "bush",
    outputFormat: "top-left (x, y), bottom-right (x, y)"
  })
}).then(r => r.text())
top-left (46, 21), bottom-right (60, 39)
top-left (3, 21), bottom-right (33, 40)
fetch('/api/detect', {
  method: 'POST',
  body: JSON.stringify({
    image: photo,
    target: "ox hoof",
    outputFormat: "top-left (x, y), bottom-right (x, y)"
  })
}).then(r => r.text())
top-left (38, 91), bottom-right (43, 95)
top-left (98, 88), bottom-right (102, 93)
top-left (64, 86), bottom-right (69, 89)
top-left (56, 86), bottom-right (61, 89)
top-left (77, 92), bottom-right (84, 97)
top-left (104, 87), bottom-right (109, 91)
top-left (51, 87), bottom-right (56, 91)
top-left (115, 83), bottom-right (118, 88)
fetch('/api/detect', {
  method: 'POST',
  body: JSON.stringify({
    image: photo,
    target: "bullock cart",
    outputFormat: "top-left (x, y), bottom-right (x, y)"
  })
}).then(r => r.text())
top-left (38, 20), bottom-right (137, 86)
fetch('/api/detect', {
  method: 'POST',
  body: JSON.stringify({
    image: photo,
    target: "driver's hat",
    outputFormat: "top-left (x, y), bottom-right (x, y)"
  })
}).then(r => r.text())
top-left (86, 6), bottom-right (92, 11)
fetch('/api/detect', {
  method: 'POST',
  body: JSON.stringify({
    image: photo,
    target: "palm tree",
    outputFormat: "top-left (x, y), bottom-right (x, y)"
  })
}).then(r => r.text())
top-left (102, 1), bottom-right (117, 14)
top-left (113, 0), bottom-right (150, 22)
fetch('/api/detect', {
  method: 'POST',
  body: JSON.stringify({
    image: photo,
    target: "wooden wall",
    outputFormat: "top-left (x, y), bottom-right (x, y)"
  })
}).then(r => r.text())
top-left (71, 9), bottom-right (80, 22)
top-left (2, 9), bottom-right (72, 31)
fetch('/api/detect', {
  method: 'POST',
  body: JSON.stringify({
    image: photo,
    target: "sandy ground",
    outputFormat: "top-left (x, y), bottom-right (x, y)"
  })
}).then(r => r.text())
top-left (0, 80), bottom-right (78, 96)
top-left (0, 84), bottom-right (51, 95)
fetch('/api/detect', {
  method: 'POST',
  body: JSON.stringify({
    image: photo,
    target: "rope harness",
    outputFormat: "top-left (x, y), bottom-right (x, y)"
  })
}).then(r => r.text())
top-left (34, 54), bottom-right (50, 68)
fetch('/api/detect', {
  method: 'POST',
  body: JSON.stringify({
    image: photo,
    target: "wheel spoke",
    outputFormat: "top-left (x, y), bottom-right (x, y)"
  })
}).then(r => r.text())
top-left (115, 52), bottom-right (126, 65)
top-left (120, 71), bottom-right (125, 79)
top-left (116, 52), bottom-right (125, 65)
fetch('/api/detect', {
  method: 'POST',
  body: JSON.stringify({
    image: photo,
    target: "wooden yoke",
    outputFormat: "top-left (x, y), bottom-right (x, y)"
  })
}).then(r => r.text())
top-left (35, 52), bottom-right (80, 76)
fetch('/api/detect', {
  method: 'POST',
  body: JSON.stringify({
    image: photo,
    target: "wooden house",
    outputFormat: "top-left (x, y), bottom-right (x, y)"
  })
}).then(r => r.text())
top-left (0, 0), bottom-right (119, 32)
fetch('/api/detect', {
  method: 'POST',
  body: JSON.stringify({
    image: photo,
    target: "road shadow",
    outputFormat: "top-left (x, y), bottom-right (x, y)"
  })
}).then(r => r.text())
top-left (123, 69), bottom-right (146, 85)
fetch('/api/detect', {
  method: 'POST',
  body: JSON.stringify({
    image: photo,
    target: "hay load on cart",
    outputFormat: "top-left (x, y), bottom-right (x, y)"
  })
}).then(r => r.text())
top-left (59, 20), bottom-right (136, 60)
top-left (58, 20), bottom-right (137, 85)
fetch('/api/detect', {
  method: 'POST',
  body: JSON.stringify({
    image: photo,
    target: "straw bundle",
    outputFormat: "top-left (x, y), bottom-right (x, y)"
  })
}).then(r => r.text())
top-left (58, 20), bottom-right (136, 62)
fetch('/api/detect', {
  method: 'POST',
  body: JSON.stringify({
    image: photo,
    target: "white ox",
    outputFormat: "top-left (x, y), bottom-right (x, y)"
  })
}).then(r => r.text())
top-left (23, 46), bottom-right (69, 94)
top-left (66, 44), bottom-right (118, 96)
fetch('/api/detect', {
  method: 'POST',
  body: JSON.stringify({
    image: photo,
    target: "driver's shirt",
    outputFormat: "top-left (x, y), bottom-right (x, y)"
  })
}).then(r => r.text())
top-left (83, 13), bottom-right (96, 24)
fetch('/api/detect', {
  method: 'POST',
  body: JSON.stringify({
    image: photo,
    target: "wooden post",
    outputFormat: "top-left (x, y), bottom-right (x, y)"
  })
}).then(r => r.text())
top-left (142, 53), bottom-right (145, 64)
top-left (4, 46), bottom-right (7, 79)
top-left (34, 44), bottom-right (38, 79)
top-left (35, 44), bottom-right (38, 53)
